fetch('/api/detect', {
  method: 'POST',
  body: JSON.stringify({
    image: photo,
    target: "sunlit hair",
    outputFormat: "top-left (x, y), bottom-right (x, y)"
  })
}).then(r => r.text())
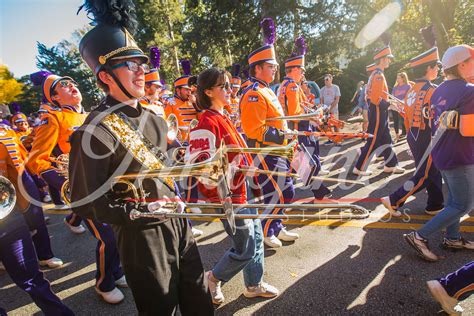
top-left (395, 72), bottom-right (409, 86)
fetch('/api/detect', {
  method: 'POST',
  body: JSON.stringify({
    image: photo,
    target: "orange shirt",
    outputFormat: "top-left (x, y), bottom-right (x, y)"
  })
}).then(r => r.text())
top-left (366, 68), bottom-right (389, 106)
top-left (27, 105), bottom-right (86, 175)
top-left (164, 95), bottom-right (198, 140)
top-left (0, 125), bottom-right (27, 171)
top-left (0, 142), bottom-right (29, 211)
top-left (404, 80), bottom-right (436, 131)
top-left (278, 78), bottom-right (305, 116)
top-left (240, 79), bottom-right (287, 146)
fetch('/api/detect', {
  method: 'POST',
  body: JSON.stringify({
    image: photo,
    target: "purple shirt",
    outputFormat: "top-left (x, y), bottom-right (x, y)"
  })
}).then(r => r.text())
top-left (392, 84), bottom-right (411, 100)
top-left (431, 79), bottom-right (474, 170)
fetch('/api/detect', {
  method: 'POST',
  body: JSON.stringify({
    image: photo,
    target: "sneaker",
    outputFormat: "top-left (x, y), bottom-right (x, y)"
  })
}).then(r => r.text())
top-left (383, 166), bottom-right (405, 174)
top-left (42, 194), bottom-right (52, 203)
top-left (264, 235), bottom-right (282, 248)
top-left (442, 237), bottom-right (474, 250)
top-left (352, 167), bottom-right (373, 176)
top-left (427, 280), bottom-right (462, 315)
top-left (95, 287), bottom-right (124, 304)
top-left (39, 257), bottom-right (64, 268)
top-left (115, 275), bottom-right (128, 288)
top-left (206, 271), bottom-right (224, 305)
top-left (425, 208), bottom-right (443, 216)
top-left (277, 228), bottom-right (299, 241)
top-left (381, 196), bottom-right (401, 217)
top-left (53, 204), bottom-right (70, 210)
top-left (243, 282), bottom-right (279, 299)
top-left (403, 232), bottom-right (439, 262)
top-left (64, 218), bottom-right (86, 234)
top-left (192, 227), bottom-right (203, 238)
top-left (376, 161), bottom-right (385, 169)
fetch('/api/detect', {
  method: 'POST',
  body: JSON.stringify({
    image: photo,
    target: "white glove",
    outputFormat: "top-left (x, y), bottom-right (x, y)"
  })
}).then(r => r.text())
top-left (284, 129), bottom-right (298, 139)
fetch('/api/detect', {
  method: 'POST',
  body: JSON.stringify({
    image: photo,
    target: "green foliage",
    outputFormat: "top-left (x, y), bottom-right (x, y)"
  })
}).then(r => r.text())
top-left (0, 65), bottom-right (23, 105)
top-left (9, 0), bottom-right (474, 114)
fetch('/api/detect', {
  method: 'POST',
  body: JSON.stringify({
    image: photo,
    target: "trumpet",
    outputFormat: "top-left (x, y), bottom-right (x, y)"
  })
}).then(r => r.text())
top-left (50, 154), bottom-right (72, 205)
top-left (0, 176), bottom-right (16, 220)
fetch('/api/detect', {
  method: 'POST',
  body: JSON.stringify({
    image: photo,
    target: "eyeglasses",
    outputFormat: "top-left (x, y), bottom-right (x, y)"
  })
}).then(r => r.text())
top-left (58, 80), bottom-right (78, 88)
top-left (324, 78), bottom-right (331, 81)
top-left (111, 60), bottom-right (150, 73)
top-left (214, 82), bottom-right (230, 91)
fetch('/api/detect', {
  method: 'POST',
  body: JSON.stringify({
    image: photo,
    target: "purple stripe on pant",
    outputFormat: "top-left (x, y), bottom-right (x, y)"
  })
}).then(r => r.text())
top-left (0, 212), bottom-right (74, 315)
top-left (438, 261), bottom-right (474, 300)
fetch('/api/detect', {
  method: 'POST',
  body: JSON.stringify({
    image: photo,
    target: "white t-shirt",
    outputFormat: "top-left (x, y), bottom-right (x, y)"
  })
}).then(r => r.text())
top-left (320, 84), bottom-right (341, 113)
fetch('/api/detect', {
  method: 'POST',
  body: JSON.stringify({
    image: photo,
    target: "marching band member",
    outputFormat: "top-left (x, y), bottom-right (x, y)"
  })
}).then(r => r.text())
top-left (229, 63), bottom-right (241, 114)
top-left (0, 142), bottom-right (74, 316)
top-left (164, 59), bottom-right (199, 141)
top-left (72, 1), bottom-right (213, 313)
top-left (0, 123), bottom-right (63, 268)
top-left (28, 71), bottom-right (128, 304)
top-left (403, 44), bottom-right (474, 261)
top-left (240, 18), bottom-right (299, 248)
top-left (189, 67), bottom-right (279, 304)
top-left (353, 45), bottom-right (405, 176)
top-left (382, 46), bottom-right (444, 216)
top-left (279, 36), bottom-right (331, 200)
top-left (140, 46), bottom-right (166, 117)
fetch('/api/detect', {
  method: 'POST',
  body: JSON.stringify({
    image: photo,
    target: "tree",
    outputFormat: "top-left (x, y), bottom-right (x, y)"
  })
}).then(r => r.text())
top-left (0, 65), bottom-right (23, 105)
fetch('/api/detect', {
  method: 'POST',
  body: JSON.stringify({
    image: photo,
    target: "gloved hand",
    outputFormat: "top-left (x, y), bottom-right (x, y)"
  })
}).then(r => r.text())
top-left (283, 129), bottom-right (298, 140)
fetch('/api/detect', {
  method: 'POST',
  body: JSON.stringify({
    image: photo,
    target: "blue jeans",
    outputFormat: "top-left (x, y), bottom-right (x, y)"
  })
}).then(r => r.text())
top-left (212, 207), bottom-right (264, 287)
top-left (418, 164), bottom-right (474, 240)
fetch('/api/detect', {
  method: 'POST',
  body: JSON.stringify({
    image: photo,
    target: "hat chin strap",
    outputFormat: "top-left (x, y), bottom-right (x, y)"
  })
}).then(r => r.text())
top-left (104, 65), bottom-right (135, 100)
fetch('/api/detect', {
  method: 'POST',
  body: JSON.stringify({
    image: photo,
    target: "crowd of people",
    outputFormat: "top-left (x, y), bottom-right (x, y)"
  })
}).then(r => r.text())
top-left (0, 2), bottom-right (473, 315)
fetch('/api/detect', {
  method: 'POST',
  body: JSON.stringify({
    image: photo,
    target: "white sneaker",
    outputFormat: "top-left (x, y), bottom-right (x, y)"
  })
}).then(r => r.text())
top-left (39, 257), bottom-right (64, 268)
top-left (192, 227), bottom-right (203, 238)
top-left (53, 204), bottom-right (70, 210)
top-left (383, 166), bottom-right (405, 174)
top-left (115, 275), bottom-right (128, 288)
top-left (277, 228), bottom-right (299, 241)
top-left (376, 161), bottom-right (385, 169)
top-left (381, 196), bottom-right (401, 217)
top-left (43, 194), bottom-right (52, 203)
top-left (64, 218), bottom-right (86, 234)
top-left (264, 236), bottom-right (282, 248)
top-left (319, 168), bottom-right (330, 176)
top-left (95, 287), bottom-right (124, 304)
top-left (206, 271), bottom-right (224, 305)
top-left (352, 167), bottom-right (373, 176)
top-left (243, 282), bottom-right (279, 298)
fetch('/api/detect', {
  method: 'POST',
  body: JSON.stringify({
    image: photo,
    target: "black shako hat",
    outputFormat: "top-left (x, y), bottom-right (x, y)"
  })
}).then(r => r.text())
top-left (78, 0), bottom-right (148, 75)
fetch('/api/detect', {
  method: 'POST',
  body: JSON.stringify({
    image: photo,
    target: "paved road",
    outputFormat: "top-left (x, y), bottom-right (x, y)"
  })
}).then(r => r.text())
top-left (1, 133), bottom-right (473, 315)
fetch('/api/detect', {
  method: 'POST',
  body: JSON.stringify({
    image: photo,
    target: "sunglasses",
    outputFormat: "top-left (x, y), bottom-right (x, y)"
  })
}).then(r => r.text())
top-left (111, 60), bottom-right (150, 73)
top-left (215, 82), bottom-right (230, 90)
top-left (58, 80), bottom-right (78, 88)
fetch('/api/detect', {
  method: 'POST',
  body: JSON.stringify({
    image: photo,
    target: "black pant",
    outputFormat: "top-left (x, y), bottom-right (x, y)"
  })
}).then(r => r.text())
top-left (114, 218), bottom-right (214, 316)
top-left (390, 110), bottom-right (406, 135)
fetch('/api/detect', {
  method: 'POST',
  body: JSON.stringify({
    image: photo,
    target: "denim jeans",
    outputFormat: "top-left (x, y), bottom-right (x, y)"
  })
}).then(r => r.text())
top-left (418, 164), bottom-right (474, 240)
top-left (212, 207), bottom-right (264, 287)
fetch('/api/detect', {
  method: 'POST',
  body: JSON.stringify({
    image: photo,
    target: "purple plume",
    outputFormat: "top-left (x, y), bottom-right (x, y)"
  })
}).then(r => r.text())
top-left (420, 25), bottom-right (436, 47)
top-left (260, 17), bottom-right (276, 45)
top-left (30, 70), bottom-right (52, 86)
top-left (291, 36), bottom-right (307, 57)
top-left (149, 46), bottom-right (161, 69)
top-left (231, 63), bottom-right (241, 77)
top-left (180, 59), bottom-right (191, 76)
top-left (10, 102), bottom-right (21, 113)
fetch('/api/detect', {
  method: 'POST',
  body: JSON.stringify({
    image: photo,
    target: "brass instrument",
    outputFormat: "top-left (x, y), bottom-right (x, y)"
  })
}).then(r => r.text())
top-left (166, 114), bottom-right (180, 142)
top-left (384, 92), bottom-right (406, 115)
top-left (51, 154), bottom-right (72, 205)
top-left (115, 143), bottom-right (370, 230)
top-left (266, 112), bottom-right (324, 122)
top-left (0, 176), bottom-right (16, 220)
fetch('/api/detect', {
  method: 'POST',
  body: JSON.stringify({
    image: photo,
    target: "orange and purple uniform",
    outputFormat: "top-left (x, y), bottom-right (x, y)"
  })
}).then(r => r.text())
top-left (355, 67), bottom-right (399, 171)
top-left (240, 79), bottom-right (287, 147)
top-left (27, 105), bottom-right (86, 176)
top-left (164, 95), bottom-right (198, 140)
top-left (0, 124), bottom-right (27, 171)
top-left (139, 98), bottom-right (166, 118)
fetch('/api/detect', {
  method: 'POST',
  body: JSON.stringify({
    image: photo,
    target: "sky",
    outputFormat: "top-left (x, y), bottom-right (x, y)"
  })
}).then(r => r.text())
top-left (0, 0), bottom-right (90, 78)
